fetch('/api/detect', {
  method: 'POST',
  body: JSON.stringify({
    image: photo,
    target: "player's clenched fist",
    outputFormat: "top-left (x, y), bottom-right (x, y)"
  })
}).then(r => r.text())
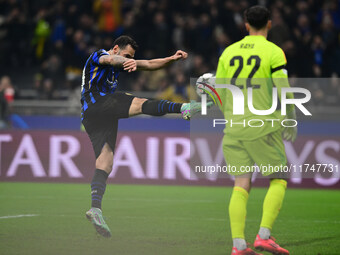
top-left (123, 59), bottom-right (137, 72)
top-left (172, 50), bottom-right (188, 60)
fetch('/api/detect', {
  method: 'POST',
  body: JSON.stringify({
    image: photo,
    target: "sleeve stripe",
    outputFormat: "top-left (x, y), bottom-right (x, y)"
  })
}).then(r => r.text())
top-left (271, 64), bottom-right (286, 73)
top-left (94, 50), bottom-right (110, 65)
top-left (92, 52), bottom-right (99, 64)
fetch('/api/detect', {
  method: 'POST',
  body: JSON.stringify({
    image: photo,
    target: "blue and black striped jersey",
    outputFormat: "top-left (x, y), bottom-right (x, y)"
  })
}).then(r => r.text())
top-left (80, 49), bottom-right (120, 112)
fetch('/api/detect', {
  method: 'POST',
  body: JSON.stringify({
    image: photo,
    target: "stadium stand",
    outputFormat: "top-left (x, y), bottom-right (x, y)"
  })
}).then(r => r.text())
top-left (0, 0), bottom-right (339, 116)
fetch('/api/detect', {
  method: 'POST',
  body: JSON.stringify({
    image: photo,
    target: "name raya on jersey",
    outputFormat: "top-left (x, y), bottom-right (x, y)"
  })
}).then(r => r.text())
top-left (81, 49), bottom-right (120, 112)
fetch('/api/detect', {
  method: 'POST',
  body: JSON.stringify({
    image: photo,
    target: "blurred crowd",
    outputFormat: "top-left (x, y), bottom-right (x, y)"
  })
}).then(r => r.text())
top-left (0, 0), bottom-right (340, 109)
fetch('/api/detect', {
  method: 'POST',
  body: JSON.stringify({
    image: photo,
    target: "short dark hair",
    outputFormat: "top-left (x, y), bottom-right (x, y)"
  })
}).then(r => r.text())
top-left (244, 6), bottom-right (270, 30)
top-left (113, 35), bottom-right (138, 50)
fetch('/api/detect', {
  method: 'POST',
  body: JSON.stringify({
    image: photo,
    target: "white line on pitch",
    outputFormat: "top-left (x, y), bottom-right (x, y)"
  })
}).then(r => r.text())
top-left (0, 214), bottom-right (39, 219)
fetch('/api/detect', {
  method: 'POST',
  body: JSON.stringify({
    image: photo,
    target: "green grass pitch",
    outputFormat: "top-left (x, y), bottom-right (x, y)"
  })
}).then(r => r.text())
top-left (0, 182), bottom-right (339, 255)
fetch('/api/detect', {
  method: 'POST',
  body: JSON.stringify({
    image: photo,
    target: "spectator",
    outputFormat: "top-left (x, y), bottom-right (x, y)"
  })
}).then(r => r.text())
top-left (0, 76), bottom-right (15, 128)
top-left (41, 54), bottom-right (64, 89)
top-left (148, 12), bottom-right (171, 56)
top-left (40, 78), bottom-right (54, 100)
top-left (0, 76), bottom-right (15, 105)
top-left (93, 0), bottom-right (122, 33)
top-left (0, 0), bottom-right (339, 107)
top-left (268, 8), bottom-right (291, 47)
top-left (156, 71), bottom-right (196, 103)
top-left (0, 88), bottom-right (8, 129)
top-left (31, 8), bottom-right (51, 61)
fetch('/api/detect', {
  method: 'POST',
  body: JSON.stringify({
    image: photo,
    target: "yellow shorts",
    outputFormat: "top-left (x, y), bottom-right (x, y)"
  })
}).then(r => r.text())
top-left (223, 129), bottom-right (287, 177)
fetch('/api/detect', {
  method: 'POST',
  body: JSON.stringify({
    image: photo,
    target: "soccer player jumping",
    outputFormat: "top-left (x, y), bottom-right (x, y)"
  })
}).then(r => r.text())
top-left (215, 6), bottom-right (296, 255)
top-left (81, 36), bottom-right (206, 237)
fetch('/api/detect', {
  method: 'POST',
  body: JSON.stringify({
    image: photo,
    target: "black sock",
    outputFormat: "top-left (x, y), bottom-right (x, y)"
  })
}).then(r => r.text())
top-left (91, 169), bottom-right (109, 209)
top-left (142, 100), bottom-right (183, 116)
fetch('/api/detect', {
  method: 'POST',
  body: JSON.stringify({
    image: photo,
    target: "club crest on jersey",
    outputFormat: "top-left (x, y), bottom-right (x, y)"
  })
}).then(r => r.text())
top-left (106, 79), bottom-right (118, 89)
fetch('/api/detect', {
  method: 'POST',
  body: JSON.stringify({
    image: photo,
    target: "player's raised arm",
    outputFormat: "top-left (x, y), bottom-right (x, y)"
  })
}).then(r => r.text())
top-left (99, 55), bottom-right (137, 72)
top-left (136, 50), bottom-right (188, 71)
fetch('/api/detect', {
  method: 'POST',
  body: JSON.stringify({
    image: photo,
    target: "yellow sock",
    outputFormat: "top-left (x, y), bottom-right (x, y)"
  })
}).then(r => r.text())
top-left (260, 179), bottom-right (287, 230)
top-left (229, 186), bottom-right (249, 239)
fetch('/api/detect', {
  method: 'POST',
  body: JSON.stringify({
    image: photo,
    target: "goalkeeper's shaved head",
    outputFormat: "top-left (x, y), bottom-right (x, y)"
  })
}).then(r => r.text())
top-left (244, 6), bottom-right (271, 30)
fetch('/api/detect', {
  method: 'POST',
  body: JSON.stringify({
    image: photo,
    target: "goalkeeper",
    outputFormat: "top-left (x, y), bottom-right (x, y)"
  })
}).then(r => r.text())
top-left (215, 6), bottom-right (296, 255)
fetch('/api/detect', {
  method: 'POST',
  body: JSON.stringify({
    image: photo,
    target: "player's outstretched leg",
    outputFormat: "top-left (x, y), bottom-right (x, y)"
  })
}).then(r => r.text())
top-left (254, 179), bottom-right (289, 255)
top-left (180, 100), bottom-right (213, 120)
top-left (141, 99), bottom-right (213, 120)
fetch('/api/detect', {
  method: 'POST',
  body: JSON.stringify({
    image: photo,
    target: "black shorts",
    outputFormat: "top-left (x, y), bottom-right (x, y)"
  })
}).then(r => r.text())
top-left (82, 92), bottom-right (135, 158)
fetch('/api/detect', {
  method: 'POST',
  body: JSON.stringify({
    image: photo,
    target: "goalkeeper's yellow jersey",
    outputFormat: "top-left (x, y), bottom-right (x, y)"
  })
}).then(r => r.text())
top-left (216, 35), bottom-right (291, 140)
